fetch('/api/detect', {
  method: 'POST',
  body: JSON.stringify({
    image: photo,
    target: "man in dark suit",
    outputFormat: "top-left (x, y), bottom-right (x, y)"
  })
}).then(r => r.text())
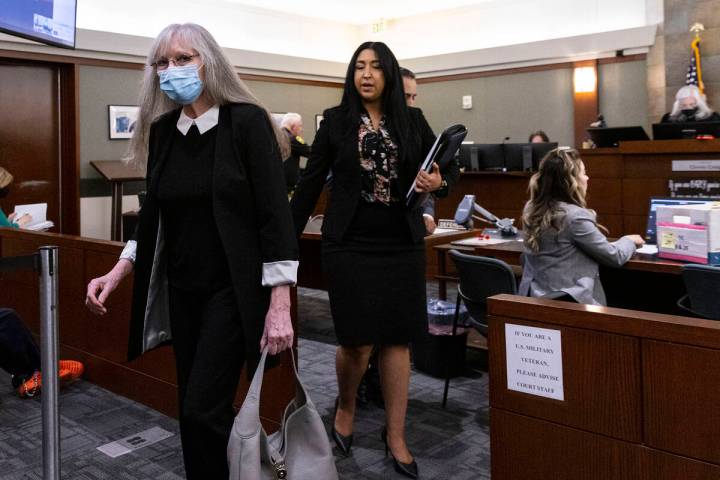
top-left (281, 113), bottom-right (311, 195)
top-left (401, 68), bottom-right (437, 235)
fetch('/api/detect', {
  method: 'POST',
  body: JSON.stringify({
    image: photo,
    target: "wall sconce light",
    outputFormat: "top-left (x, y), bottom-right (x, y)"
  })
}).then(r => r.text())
top-left (574, 66), bottom-right (597, 93)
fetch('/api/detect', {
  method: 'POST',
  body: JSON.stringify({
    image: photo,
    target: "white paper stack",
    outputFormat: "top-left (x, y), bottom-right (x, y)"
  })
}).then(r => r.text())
top-left (13, 203), bottom-right (54, 231)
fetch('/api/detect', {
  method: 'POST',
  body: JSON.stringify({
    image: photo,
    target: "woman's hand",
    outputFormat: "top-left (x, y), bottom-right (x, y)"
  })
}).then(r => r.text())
top-left (85, 259), bottom-right (133, 315)
top-left (626, 234), bottom-right (646, 247)
top-left (9, 213), bottom-right (32, 227)
top-left (414, 162), bottom-right (442, 193)
top-left (260, 285), bottom-right (293, 355)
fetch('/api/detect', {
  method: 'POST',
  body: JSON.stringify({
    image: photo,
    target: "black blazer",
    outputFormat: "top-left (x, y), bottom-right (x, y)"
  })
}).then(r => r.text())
top-left (128, 103), bottom-right (298, 370)
top-left (290, 106), bottom-right (459, 243)
top-left (661, 111), bottom-right (720, 123)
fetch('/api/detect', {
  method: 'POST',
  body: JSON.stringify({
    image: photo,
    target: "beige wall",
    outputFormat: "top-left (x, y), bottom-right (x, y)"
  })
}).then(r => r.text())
top-left (242, 80), bottom-right (342, 145)
top-left (416, 59), bottom-right (648, 146)
top-left (599, 60), bottom-right (650, 132)
top-left (77, 66), bottom-right (342, 239)
top-left (416, 68), bottom-right (575, 146)
top-left (78, 60), bottom-right (648, 181)
top-left (79, 66), bottom-right (342, 180)
top-left (79, 65), bottom-right (144, 179)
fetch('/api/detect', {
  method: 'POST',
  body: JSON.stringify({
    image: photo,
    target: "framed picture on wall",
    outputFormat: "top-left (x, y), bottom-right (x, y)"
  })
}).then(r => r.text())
top-left (315, 114), bottom-right (323, 133)
top-left (108, 105), bottom-right (140, 140)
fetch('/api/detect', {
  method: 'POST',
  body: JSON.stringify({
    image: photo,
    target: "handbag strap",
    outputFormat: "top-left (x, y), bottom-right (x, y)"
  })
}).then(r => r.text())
top-left (234, 349), bottom-right (314, 437)
top-left (233, 349), bottom-right (269, 436)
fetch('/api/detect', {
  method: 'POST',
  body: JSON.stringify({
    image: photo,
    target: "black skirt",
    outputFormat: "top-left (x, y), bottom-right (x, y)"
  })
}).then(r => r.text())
top-left (322, 201), bottom-right (426, 346)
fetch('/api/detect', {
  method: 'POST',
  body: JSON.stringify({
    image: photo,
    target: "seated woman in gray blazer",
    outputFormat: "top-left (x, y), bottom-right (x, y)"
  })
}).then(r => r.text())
top-left (519, 148), bottom-right (645, 305)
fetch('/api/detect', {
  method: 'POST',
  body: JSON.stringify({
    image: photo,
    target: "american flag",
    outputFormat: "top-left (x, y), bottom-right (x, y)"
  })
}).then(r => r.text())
top-left (686, 37), bottom-right (704, 93)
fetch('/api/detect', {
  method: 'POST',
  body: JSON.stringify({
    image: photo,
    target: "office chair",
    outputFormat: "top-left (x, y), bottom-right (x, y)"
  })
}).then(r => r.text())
top-left (442, 250), bottom-right (517, 408)
top-left (677, 264), bottom-right (720, 320)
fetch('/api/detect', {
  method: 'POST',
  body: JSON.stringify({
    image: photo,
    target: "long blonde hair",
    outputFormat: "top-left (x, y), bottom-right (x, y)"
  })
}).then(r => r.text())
top-left (125, 23), bottom-right (288, 168)
top-left (522, 148), bottom-right (588, 252)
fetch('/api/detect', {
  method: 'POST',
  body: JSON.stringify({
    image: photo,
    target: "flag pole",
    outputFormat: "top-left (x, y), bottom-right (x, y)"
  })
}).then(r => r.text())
top-left (690, 23), bottom-right (705, 94)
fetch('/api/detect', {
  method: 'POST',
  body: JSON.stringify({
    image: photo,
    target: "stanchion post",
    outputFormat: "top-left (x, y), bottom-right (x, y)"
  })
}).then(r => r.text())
top-left (38, 246), bottom-right (60, 480)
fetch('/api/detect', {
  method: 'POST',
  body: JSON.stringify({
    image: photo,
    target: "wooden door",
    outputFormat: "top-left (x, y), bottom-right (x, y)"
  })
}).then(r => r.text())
top-left (0, 60), bottom-right (60, 229)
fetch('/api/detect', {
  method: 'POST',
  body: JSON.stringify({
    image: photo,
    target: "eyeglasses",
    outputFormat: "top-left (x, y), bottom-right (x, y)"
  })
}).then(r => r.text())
top-left (152, 54), bottom-right (200, 70)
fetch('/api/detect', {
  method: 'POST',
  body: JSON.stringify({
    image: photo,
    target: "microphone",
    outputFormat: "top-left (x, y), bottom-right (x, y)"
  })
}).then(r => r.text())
top-left (501, 136), bottom-right (510, 144)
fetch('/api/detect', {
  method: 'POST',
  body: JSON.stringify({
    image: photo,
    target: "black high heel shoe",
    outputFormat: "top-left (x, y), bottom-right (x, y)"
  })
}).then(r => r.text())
top-left (331, 397), bottom-right (353, 455)
top-left (381, 428), bottom-right (418, 479)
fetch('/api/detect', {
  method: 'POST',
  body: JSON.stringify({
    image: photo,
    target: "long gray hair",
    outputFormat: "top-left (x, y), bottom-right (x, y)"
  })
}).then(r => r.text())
top-left (669, 85), bottom-right (713, 121)
top-left (125, 23), bottom-right (289, 168)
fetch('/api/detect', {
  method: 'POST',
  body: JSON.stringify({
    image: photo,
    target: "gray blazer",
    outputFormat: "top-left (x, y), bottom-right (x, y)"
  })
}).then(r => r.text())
top-left (518, 202), bottom-right (636, 306)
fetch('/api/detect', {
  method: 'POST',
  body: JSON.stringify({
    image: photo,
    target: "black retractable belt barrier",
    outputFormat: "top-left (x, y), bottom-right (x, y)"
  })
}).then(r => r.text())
top-left (1, 246), bottom-right (60, 480)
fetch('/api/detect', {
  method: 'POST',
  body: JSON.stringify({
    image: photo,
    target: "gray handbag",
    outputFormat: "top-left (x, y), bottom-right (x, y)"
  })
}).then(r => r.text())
top-left (227, 349), bottom-right (338, 480)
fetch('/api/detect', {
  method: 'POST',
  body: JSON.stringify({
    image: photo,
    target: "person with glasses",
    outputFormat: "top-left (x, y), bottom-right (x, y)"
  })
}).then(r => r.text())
top-left (291, 42), bottom-right (458, 479)
top-left (520, 148), bottom-right (644, 305)
top-left (84, 23), bottom-right (297, 479)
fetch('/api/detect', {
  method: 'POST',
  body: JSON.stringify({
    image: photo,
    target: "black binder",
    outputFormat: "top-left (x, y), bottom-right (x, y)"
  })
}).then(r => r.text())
top-left (405, 124), bottom-right (467, 209)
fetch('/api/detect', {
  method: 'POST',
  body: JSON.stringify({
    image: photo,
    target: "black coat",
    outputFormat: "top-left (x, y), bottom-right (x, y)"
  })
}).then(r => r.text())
top-left (128, 103), bottom-right (298, 370)
top-left (282, 128), bottom-right (311, 191)
top-left (290, 106), bottom-right (459, 243)
top-left (661, 111), bottom-right (720, 123)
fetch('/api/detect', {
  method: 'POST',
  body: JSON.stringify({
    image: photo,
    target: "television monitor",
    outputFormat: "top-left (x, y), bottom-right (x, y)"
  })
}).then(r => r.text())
top-left (503, 143), bottom-right (533, 171)
top-left (652, 122), bottom-right (720, 140)
top-left (531, 142), bottom-right (559, 169)
top-left (645, 197), bottom-right (714, 244)
top-left (0, 0), bottom-right (77, 49)
top-left (587, 126), bottom-right (649, 148)
top-left (459, 144), bottom-right (505, 171)
top-left (504, 142), bottom-right (559, 171)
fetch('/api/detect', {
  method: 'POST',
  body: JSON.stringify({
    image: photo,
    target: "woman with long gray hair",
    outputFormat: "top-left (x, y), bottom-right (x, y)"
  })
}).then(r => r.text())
top-left (661, 85), bottom-right (720, 123)
top-left (84, 23), bottom-right (298, 478)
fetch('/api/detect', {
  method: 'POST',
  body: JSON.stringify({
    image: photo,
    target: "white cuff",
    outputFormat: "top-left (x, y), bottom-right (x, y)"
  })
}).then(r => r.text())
top-left (262, 260), bottom-right (298, 287)
top-left (120, 240), bottom-right (137, 263)
top-left (423, 213), bottom-right (434, 219)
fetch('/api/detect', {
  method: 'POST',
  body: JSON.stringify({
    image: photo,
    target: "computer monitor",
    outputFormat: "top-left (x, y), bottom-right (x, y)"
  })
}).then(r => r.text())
top-left (502, 142), bottom-right (559, 171)
top-left (645, 197), bottom-right (714, 244)
top-left (0, 0), bottom-right (77, 49)
top-left (503, 143), bottom-right (533, 171)
top-left (458, 144), bottom-right (505, 171)
top-left (531, 142), bottom-right (558, 170)
top-left (652, 122), bottom-right (720, 140)
top-left (587, 126), bottom-right (649, 148)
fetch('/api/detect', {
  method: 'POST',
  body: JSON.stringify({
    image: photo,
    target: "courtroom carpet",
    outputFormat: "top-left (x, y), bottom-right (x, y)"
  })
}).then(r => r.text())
top-left (0, 286), bottom-right (490, 479)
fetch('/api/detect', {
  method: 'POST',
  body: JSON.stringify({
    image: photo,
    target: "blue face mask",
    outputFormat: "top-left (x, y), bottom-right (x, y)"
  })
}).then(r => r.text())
top-left (157, 64), bottom-right (203, 105)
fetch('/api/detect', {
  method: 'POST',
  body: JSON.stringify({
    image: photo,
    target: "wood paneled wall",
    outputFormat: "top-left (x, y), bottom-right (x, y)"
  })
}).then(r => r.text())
top-left (488, 295), bottom-right (720, 479)
top-left (0, 228), bottom-right (296, 429)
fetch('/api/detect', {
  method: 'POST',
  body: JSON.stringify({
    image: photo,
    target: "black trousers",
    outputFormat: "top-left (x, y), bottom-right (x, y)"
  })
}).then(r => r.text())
top-left (168, 286), bottom-right (245, 480)
top-left (0, 308), bottom-right (40, 381)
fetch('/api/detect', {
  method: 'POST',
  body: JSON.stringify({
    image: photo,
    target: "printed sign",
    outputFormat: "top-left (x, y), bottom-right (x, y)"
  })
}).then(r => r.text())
top-left (660, 231), bottom-right (677, 249)
top-left (672, 160), bottom-right (720, 172)
top-left (505, 323), bottom-right (564, 401)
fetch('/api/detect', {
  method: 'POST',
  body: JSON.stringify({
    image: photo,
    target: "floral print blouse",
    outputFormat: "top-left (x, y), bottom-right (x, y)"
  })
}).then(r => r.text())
top-left (358, 113), bottom-right (400, 205)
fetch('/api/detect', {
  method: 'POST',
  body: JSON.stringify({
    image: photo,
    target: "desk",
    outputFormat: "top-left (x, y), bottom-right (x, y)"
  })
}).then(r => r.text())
top-left (435, 239), bottom-right (686, 314)
top-left (488, 295), bottom-right (720, 478)
top-left (433, 139), bottom-right (720, 237)
top-left (90, 160), bottom-right (145, 241)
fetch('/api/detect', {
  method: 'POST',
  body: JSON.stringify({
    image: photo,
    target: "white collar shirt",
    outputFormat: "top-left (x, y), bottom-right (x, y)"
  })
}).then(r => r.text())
top-left (176, 104), bottom-right (219, 135)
